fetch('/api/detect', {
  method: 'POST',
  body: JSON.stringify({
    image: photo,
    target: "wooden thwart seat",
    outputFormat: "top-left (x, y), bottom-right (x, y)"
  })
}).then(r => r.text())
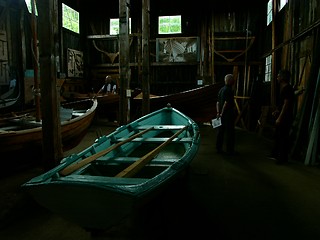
top-left (136, 125), bottom-right (186, 130)
top-left (115, 137), bottom-right (192, 143)
top-left (115, 126), bottom-right (188, 178)
top-left (59, 126), bottom-right (154, 176)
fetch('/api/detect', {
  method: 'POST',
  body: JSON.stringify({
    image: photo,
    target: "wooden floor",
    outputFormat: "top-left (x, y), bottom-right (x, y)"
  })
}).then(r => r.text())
top-left (1, 118), bottom-right (320, 239)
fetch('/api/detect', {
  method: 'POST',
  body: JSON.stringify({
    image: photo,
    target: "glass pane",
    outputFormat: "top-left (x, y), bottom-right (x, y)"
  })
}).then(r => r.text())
top-left (159, 15), bottom-right (181, 34)
top-left (25, 0), bottom-right (38, 15)
top-left (110, 18), bottom-right (131, 35)
top-left (62, 3), bottom-right (80, 34)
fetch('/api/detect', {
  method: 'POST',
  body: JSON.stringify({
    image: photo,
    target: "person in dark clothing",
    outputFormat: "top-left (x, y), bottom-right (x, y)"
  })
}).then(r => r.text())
top-left (216, 74), bottom-right (236, 155)
top-left (270, 69), bottom-right (295, 164)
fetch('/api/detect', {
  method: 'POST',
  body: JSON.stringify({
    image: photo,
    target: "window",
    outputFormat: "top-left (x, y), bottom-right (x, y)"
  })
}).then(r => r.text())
top-left (267, 0), bottom-right (272, 26)
top-left (279, 0), bottom-right (288, 11)
top-left (265, 55), bottom-right (272, 82)
top-left (62, 4), bottom-right (79, 34)
top-left (267, 0), bottom-right (288, 25)
top-left (158, 15), bottom-right (181, 34)
top-left (110, 18), bottom-right (132, 35)
top-left (24, 0), bottom-right (38, 15)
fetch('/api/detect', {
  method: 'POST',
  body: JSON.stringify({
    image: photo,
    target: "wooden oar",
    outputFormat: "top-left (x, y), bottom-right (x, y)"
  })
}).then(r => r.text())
top-left (115, 125), bottom-right (188, 178)
top-left (59, 126), bottom-right (154, 176)
top-left (0, 113), bottom-right (30, 122)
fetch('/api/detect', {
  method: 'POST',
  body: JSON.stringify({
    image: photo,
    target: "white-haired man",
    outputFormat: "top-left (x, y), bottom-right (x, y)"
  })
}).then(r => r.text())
top-left (216, 74), bottom-right (236, 155)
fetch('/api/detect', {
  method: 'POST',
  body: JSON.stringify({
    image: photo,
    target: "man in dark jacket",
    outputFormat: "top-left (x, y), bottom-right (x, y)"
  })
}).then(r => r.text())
top-left (271, 69), bottom-right (295, 164)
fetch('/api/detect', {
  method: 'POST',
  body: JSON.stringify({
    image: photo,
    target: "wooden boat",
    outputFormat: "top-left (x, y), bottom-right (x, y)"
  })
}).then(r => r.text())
top-left (133, 82), bottom-right (224, 123)
top-left (21, 104), bottom-right (200, 231)
top-left (63, 88), bottom-right (141, 121)
top-left (0, 98), bottom-right (98, 156)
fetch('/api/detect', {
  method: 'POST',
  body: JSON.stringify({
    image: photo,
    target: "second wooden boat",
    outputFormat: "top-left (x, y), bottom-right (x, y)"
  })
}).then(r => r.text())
top-left (133, 82), bottom-right (224, 123)
top-left (0, 98), bottom-right (98, 155)
top-left (62, 88), bottom-right (141, 121)
top-left (22, 104), bottom-right (200, 231)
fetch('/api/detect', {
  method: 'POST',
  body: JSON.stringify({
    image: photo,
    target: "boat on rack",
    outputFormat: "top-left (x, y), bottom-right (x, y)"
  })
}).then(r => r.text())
top-left (0, 98), bottom-right (98, 157)
top-left (0, 79), bottom-right (21, 113)
top-left (21, 104), bottom-right (200, 231)
top-left (133, 82), bottom-right (224, 123)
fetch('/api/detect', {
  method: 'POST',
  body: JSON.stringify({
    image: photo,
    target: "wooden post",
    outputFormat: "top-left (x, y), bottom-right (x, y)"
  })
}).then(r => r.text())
top-left (141, 0), bottom-right (150, 115)
top-left (31, 0), bottom-right (41, 122)
top-left (38, 0), bottom-right (63, 169)
top-left (271, 0), bottom-right (278, 108)
top-left (211, 15), bottom-right (215, 84)
top-left (119, 0), bottom-right (130, 125)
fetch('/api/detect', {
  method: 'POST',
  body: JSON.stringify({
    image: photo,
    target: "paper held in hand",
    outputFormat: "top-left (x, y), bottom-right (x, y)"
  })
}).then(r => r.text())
top-left (211, 118), bottom-right (222, 128)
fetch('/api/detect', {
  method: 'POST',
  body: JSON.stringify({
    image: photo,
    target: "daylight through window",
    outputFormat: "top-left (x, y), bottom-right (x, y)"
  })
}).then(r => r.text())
top-left (267, 0), bottom-right (273, 26)
top-left (265, 55), bottom-right (272, 82)
top-left (24, 0), bottom-right (38, 15)
top-left (279, 0), bottom-right (288, 11)
top-left (62, 4), bottom-right (80, 34)
top-left (158, 15), bottom-right (182, 34)
top-left (110, 18), bottom-right (132, 35)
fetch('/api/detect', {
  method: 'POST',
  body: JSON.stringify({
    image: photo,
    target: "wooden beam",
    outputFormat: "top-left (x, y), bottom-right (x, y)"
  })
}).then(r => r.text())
top-left (87, 34), bottom-right (118, 40)
top-left (214, 37), bottom-right (255, 40)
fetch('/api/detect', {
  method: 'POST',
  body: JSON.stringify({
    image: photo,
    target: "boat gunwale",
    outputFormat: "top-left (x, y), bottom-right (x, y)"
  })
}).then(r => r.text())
top-left (25, 113), bottom-right (199, 184)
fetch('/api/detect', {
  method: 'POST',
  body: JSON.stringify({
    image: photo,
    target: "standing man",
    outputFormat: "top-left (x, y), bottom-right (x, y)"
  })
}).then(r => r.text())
top-left (270, 69), bottom-right (295, 164)
top-left (216, 74), bottom-right (236, 155)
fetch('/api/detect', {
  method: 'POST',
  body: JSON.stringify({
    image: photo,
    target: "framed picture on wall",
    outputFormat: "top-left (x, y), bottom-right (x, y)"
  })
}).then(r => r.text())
top-left (67, 48), bottom-right (84, 78)
top-left (156, 37), bottom-right (200, 63)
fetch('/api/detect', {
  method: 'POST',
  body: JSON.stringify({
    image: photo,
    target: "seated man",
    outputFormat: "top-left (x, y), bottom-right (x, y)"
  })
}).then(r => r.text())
top-left (97, 75), bottom-right (117, 95)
